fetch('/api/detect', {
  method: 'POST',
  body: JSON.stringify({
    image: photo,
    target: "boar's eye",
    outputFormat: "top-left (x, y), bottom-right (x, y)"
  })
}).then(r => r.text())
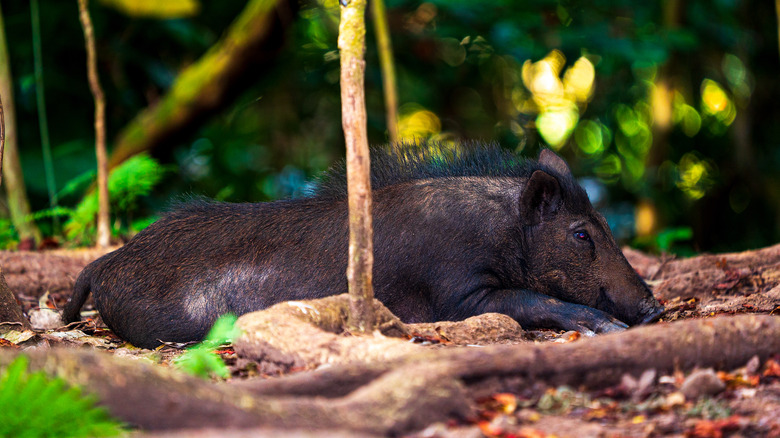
top-left (573, 230), bottom-right (591, 241)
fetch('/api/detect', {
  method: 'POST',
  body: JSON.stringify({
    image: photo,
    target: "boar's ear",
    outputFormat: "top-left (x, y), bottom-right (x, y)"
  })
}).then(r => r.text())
top-left (538, 149), bottom-right (571, 177)
top-left (520, 170), bottom-right (562, 225)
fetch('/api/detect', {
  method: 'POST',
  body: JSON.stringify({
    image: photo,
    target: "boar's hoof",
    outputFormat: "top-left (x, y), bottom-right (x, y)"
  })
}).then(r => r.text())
top-left (638, 306), bottom-right (665, 324)
top-left (593, 319), bottom-right (629, 335)
top-left (567, 307), bottom-right (629, 337)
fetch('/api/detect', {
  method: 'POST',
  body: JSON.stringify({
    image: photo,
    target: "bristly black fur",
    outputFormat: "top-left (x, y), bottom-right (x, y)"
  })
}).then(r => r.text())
top-left (307, 141), bottom-right (588, 209)
top-left (64, 139), bottom-right (660, 349)
top-left (309, 141), bottom-right (539, 199)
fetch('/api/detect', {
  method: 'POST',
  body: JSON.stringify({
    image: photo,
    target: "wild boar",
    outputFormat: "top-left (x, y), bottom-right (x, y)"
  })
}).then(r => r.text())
top-left (63, 143), bottom-right (663, 348)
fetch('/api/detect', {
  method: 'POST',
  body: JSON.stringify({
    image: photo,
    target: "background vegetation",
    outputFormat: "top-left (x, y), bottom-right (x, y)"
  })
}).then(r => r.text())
top-left (1, 0), bottom-right (778, 253)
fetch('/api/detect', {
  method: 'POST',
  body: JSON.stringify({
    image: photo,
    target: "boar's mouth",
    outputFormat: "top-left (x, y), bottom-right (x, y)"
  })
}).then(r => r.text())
top-left (595, 288), bottom-right (664, 326)
top-left (638, 305), bottom-right (665, 324)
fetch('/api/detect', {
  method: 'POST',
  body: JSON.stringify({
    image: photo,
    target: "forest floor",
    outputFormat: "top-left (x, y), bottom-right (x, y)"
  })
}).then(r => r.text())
top-left (1, 244), bottom-right (780, 437)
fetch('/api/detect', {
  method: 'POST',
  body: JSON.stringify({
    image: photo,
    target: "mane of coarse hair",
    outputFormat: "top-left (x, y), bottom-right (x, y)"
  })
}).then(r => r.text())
top-left (307, 140), bottom-right (583, 201)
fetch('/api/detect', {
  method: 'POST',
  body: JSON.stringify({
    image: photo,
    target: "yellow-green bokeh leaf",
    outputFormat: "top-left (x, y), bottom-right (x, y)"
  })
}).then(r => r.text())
top-left (537, 108), bottom-right (578, 150)
top-left (98, 0), bottom-right (200, 19)
top-left (398, 103), bottom-right (442, 141)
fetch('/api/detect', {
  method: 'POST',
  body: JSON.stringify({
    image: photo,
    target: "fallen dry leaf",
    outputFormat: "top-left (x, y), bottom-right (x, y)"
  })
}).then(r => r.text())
top-left (0, 338), bottom-right (19, 348)
top-left (763, 358), bottom-right (780, 378)
top-left (689, 415), bottom-right (746, 438)
top-left (716, 370), bottom-right (760, 388)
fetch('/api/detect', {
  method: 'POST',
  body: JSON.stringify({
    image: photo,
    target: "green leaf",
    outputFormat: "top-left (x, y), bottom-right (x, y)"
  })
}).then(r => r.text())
top-left (98, 0), bottom-right (200, 18)
top-left (203, 313), bottom-right (239, 345)
top-left (656, 227), bottom-right (693, 252)
top-left (174, 313), bottom-right (238, 379)
top-left (0, 356), bottom-right (125, 437)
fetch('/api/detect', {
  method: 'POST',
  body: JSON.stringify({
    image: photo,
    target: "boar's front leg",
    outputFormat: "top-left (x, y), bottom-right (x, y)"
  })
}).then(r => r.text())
top-left (461, 288), bottom-right (629, 336)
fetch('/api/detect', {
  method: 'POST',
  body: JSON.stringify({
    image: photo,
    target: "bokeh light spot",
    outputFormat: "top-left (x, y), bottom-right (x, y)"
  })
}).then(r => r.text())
top-left (398, 103), bottom-right (442, 141)
top-left (537, 108), bottom-right (578, 150)
top-left (594, 153), bottom-right (622, 184)
top-left (574, 120), bottom-right (604, 155)
top-left (676, 152), bottom-right (716, 200)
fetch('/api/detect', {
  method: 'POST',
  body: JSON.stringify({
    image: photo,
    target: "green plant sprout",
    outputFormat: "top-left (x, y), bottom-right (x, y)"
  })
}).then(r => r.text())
top-left (174, 313), bottom-right (239, 379)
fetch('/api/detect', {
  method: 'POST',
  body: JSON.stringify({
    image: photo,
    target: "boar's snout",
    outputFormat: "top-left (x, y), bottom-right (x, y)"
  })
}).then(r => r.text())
top-left (636, 297), bottom-right (665, 324)
top-left (602, 273), bottom-right (664, 326)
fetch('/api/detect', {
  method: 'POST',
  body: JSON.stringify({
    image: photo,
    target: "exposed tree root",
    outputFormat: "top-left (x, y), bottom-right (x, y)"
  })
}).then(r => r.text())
top-left (0, 347), bottom-right (471, 435)
top-left (624, 243), bottom-right (780, 280)
top-left (235, 312), bottom-right (780, 400)
top-left (234, 294), bottom-right (524, 372)
top-left (0, 268), bottom-right (28, 331)
top-left (2, 245), bottom-right (780, 434)
top-left (624, 244), bottom-right (780, 302)
top-left (1, 313), bottom-right (777, 435)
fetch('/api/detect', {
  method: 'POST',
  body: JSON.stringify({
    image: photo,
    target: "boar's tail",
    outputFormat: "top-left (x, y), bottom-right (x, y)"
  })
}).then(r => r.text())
top-left (62, 268), bottom-right (92, 323)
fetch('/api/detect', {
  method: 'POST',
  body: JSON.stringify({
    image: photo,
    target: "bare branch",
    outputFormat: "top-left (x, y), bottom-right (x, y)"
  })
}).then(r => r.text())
top-left (77, 0), bottom-right (110, 248)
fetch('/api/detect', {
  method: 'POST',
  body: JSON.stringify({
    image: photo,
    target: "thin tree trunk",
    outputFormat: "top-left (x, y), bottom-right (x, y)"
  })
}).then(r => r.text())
top-left (0, 4), bottom-right (41, 247)
top-left (77, 0), bottom-right (110, 248)
top-left (371, 0), bottom-right (398, 144)
top-left (339, 0), bottom-right (375, 333)
top-left (0, 91), bottom-right (30, 329)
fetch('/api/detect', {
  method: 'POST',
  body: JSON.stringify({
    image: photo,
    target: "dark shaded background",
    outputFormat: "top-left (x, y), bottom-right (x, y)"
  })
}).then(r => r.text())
top-left (2, 0), bottom-right (779, 253)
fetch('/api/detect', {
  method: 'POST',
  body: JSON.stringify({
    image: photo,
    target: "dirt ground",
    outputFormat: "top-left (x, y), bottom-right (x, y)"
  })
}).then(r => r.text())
top-left (1, 245), bottom-right (780, 437)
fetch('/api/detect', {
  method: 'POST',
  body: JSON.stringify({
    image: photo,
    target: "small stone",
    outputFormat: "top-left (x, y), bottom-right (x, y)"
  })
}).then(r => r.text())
top-left (680, 368), bottom-right (726, 400)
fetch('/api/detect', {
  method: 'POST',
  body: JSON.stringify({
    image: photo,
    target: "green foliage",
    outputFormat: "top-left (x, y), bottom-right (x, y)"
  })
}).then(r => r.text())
top-left (28, 207), bottom-right (74, 222)
top-left (0, 154), bottom-right (165, 248)
top-left (633, 226), bottom-right (694, 255)
top-left (0, 219), bottom-right (18, 250)
top-left (0, 356), bottom-right (125, 438)
top-left (64, 154), bottom-right (167, 245)
top-left (4, 0), bottom-right (779, 250)
top-left (656, 227), bottom-right (694, 253)
top-left (174, 313), bottom-right (239, 379)
top-left (98, 0), bottom-right (200, 18)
